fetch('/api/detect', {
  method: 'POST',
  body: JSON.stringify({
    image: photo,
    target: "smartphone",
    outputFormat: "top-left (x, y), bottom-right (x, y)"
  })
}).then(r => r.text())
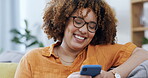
top-left (80, 65), bottom-right (102, 77)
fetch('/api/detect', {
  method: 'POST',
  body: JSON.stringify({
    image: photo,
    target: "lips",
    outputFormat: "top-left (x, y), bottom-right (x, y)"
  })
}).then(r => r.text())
top-left (75, 35), bottom-right (85, 40)
top-left (73, 34), bottom-right (87, 43)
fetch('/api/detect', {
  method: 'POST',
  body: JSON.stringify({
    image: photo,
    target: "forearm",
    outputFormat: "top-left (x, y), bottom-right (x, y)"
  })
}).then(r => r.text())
top-left (111, 48), bottom-right (148, 78)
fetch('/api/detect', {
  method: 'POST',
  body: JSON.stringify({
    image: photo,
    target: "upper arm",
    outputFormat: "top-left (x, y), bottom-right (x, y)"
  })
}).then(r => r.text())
top-left (112, 42), bottom-right (137, 66)
top-left (132, 47), bottom-right (147, 54)
top-left (14, 55), bottom-right (32, 78)
top-left (132, 47), bottom-right (148, 60)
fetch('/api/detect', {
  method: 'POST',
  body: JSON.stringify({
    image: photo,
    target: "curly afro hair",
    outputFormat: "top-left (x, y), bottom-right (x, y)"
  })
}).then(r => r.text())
top-left (42, 0), bottom-right (117, 45)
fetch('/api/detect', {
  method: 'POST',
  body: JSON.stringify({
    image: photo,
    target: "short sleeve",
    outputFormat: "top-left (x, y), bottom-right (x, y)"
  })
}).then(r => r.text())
top-left (112, 42), bottom-right (137, 66)
top-left (14, 55), bottom-right (32, 78)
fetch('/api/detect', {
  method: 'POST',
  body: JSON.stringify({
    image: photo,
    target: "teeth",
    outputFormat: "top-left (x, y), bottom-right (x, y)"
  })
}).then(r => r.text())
top-left (75, 35), bottom-right (85, 40)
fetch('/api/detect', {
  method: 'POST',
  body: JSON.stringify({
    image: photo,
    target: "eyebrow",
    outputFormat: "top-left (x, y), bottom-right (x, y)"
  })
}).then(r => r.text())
top-left (89, 21), bottom-right (97, 24)
top-left (74, 16), bottom-right (97, 24)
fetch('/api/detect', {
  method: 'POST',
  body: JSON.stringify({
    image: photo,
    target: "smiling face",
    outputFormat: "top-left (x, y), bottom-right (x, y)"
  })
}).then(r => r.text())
top-left (61, 8), bottom-right (97, 51)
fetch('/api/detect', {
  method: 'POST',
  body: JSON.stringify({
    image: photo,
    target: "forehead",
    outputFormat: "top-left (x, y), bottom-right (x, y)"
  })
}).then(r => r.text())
top-left (72, 8), bottom-right (97, 22)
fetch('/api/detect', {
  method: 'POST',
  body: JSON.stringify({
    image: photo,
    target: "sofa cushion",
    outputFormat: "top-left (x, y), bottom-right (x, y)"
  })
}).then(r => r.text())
top-left (0, 51), bottom-right (24, 63)
top-left (0, 63), bottom-right (18, 78)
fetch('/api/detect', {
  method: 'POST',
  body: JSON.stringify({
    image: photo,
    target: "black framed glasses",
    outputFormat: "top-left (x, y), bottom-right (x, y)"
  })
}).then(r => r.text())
top-left (71, 16), bottom-right (98, 33)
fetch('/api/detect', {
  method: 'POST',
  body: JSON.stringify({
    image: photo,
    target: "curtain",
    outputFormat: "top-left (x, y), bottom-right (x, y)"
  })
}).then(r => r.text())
top-left (0, 0), bottom-right (20, 52)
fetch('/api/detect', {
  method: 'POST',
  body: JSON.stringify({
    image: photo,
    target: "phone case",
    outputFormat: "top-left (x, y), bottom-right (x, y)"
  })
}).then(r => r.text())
top-left (80, 65), bottom-right (102, 77)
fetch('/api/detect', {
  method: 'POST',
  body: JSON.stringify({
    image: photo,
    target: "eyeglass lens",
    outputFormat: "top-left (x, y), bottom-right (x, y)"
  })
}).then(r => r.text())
top-left (72, 16), bottom-right (97, 33)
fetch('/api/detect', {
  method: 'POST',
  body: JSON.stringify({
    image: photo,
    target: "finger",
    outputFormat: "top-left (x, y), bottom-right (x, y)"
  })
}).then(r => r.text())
top-left (94, 74), bottom-right (102, 78)
top-left (67, 72), bottom-right (92, 78)
top-left (67, 72), bottom-right (80, 78)
top-left (80, 75), bottom-right (92, 78)
top-left (100, 70), bottom-right (105, 73)
top-left (67, 74), bottom-right (91, 78)
top-left (94, 70), bottom-right (105, 78)
top-left (71, 72), bottom-right (80, 75)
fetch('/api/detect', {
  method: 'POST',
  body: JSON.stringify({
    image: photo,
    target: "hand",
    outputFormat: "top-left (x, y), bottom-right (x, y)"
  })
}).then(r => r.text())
top-left (67, 72), bottom-right (92, 78)
top-left (94, 70), bottom-right (114, 78)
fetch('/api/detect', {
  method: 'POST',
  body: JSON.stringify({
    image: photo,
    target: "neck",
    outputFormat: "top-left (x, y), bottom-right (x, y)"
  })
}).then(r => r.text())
top-left (57, 45), bottom-right (79, 59)
top-left (54, 42), bottom-right (84, 66)
top-left (59, 41), bottom-right (84, 58)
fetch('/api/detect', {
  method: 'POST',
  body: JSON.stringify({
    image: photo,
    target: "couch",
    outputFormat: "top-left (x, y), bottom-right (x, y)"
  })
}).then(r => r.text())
top-left (0, 51), bottom-right (23, 78)
top-left (0, 63), bottom-right (18, 78)
top-left (1, 61), bottom-right (148, 78)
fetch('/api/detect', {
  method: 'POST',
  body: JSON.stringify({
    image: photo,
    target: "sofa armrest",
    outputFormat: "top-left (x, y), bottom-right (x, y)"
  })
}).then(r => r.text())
top-left (0, 63), bottom-right (18, 78)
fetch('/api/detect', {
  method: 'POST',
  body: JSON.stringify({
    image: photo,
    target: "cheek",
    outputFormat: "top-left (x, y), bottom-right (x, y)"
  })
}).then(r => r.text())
top-left (89, 33), bottom-right (95, 39)
top-left (66, 24), bottom-right (77, 33)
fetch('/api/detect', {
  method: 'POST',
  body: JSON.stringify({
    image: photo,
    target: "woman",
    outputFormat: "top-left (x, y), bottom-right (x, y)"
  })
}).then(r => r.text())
top-left (15, 0), bottom-right (148, 78)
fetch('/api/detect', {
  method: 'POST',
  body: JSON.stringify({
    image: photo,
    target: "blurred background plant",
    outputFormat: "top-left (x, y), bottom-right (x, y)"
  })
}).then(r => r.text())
top-left (0, 48), bottom-right (3, 54)
top-left (142, 37), bottom-right (148, 44)
top-left (10, 19), bottom-right (44, 50)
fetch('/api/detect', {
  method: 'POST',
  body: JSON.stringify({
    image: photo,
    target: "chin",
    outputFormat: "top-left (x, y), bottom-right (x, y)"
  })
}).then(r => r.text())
top-left (71, 44), bottom-right (86, 51)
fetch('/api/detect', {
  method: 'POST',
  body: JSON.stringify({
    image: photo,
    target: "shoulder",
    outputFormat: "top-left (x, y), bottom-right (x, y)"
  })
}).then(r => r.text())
top-left (95, 42), bottom-right (135, 47)
top-left (21, 43), bottom-right (56, 62)
top-left (88, 42), bottom-right (137, 53)
top-left (21, 47), bottom-right (51, 62)
top-left (96, 42), bottom-right (136, 49)
top-left (26, 47), bottom-right (50, 57)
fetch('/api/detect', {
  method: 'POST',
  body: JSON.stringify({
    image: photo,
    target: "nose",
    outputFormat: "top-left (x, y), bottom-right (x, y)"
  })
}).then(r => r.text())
top-left (78, 24), bottom-right (88, 34)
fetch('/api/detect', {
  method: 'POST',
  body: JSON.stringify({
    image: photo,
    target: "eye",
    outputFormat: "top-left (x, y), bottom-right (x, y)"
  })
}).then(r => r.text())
top-left (88, 23), bottom-right (97, 29)
top-left (74, 18), bottom-right (84, 25)
top-left (89, 26), bottom-right (95, 29)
